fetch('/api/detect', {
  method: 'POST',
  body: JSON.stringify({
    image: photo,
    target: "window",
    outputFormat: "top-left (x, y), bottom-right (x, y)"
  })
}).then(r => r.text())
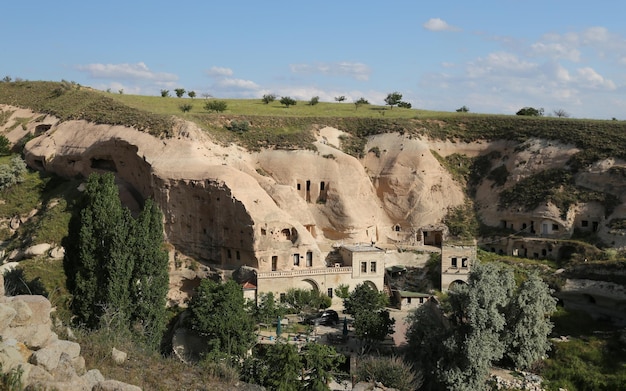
top-left (552, 224), bottom-right (559, 231)
top-left (581, 220), bottom-right (589, 227)
top-left (280, 293), bottom-right (286, 302)
top-left (419, 297), bottom-right (425, 304)
top-left (461, 258), bottom-right (468, 268)
top-left (293, 253), bottom-right (300, 266)
top-left (361, 262), bottom-right (367, 273)
top-left (451, 257), bottom-right (458, 268)
top-left (306, 251), bottom-right (313, 267)
top-left (327, 288), bottom-right (333, 298)
top-left (370, 261), bottom-right (377, 273)
top-left (297, 183), bottom-right (301, 190)
top-left (227, 249), bottom-right (231, 259)
top-left (407, 297), bottom-right (412, 304)
top-left (236, 251), bottom-right (240, 260)
top-left (272, 256), bottom-right (278, 271)
top-left (320, 181), bottom-right (325, 191)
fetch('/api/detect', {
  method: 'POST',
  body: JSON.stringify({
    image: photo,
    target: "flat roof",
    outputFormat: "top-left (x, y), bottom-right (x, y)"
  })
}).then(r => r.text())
top-left (341, 244), bottom-right (384, 253)
top-left (397, 291), bottom-right (432, 298)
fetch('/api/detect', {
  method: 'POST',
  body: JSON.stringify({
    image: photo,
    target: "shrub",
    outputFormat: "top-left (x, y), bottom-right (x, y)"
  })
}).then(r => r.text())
top-left (279, 96), bottom-right (296, 108)
top-left (0, 156), bottom-right (27, 190)
top-left (456, 105), bottom-right (470, 112)
top-left (204, 100), bottom-right (228, 113)
top-left (188, 91), bottom-right (196, 99)
top-left (226, 120), bottom-right (250, 132)
top-left (335, 96), bottom-right (346, 102)
top-left (397, 101), bottom-right (412, 109)
top-left (261, 94), bottom-right (276, 104)
top-left (308, 96), bottom-right (320, 106)
top-left (174, 88), bottom-right (186, 98)
top-left (355, 356), bottom-right (422, 391)
top-left (179, 104), bottom-right (193, 113)
top-left (160, 89), bottom-right (169, 98)
top-left (516, 107), bottom-right (544, 116)
top-left (0, 135), bottom-right (10, 155)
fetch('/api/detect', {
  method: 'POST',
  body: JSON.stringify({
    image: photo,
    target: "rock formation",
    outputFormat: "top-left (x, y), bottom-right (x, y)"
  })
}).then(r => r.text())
top-left (0, 274), bottom-right (141, 390)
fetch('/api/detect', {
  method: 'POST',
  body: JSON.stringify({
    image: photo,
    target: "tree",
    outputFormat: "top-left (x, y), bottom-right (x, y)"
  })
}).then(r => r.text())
top-left (64, 173), bottom-right (133, 329)
top-left (406, 262), bottom-right (556, 390)
top-left (354, 97), bottom-right (369, 110)
top-left (204, 100), bottom-right (228, 113)
top-left (0, 135), bottom-right (11, 155)
top-left (160, 89), bottom-right (170, 98)
top-left (309, 96), bottom-right (320, 106)
top-left (343, 283), bottom-right (388, 316)
top-left (516, 107), bottom-right (544, 116)
top-left (284, 288), bottom-right (331, 314)
top-left (279, 96), bottom-right (297, 108)
top-left (343, 284), bottom-right (394, 350)
top-left (262, 342), bottom-right (302, 390)
top-left (186, 279), bottom-right (256, 359)
top-left (0, 156), bottom-right (27, 190)
top-left (334, 96), bottom-right (346, 102)
top-left (384, 92), bottom-right (403, 109)
top-left (174, 88), bottom-right (186, 98)
top-left (553, 108), bottom-right (570, 118)
top-left (179, 104), bottom-right (193, 113)
top-left (333, 284), bottom-right (350, 299)
top-left (254, 292), bottom-right (286, 325)
top-left (262, 94), bottom-right (276, 104)
top-left (355, 356), bottom-right (422, 391)
top-left (129, 199), bottom-right (169, 348)
top-left (188, 90), bottom-right (196, 99)
top-left (456, 105), bottom-right (470, 113)
top-left (301, 343), bottom-right (345, 390)
top-left (397, 101), bottom-right (412, 109)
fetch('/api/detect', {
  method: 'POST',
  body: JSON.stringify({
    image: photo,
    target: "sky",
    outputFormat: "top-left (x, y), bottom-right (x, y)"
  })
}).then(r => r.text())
top-left (3, 0), bottom-right (626, 119)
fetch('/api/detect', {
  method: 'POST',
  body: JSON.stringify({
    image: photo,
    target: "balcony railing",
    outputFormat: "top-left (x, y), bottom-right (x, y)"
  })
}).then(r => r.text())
top-left (258, 266), bottom-right (352, 278)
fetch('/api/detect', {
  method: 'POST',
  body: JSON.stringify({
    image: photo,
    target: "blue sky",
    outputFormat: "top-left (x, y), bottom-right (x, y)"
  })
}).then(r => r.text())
top-left (3, 1), bottom-right (626, 119)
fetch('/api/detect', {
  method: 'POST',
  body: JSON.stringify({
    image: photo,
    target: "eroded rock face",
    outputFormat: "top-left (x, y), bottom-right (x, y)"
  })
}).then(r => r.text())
top-left (4, 104), bottom-right (626, 269)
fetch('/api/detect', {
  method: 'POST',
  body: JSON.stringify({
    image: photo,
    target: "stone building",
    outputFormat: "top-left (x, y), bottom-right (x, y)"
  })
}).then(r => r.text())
top-left (441, 241), bottom-right (476, 291)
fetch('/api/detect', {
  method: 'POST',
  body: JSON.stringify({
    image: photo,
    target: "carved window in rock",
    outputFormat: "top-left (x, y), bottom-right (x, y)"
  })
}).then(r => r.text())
top-left (361, 262), bottom-right (367, 273)
top-left (272, 256), bottom-right (278, 271)
top-left (306, 251), bottom-right (313, 267)
top-left (293, 253), bottom-right (300, 266)
top-left (327, 288), bottom-right (333, 298)
top-left (461, 258), bottom-right (468, 268)
top-left (370, 261), bottom-right (377, 273)
top-left (451, 257), bottom-right (458, 268)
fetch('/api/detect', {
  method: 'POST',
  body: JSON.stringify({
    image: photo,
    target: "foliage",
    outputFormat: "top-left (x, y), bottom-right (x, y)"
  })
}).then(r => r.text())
top-left (354, 97), bottom-right (370, 109)
top-left (280, 96), bottom-right (297, 108)
top-left (343, 283), bottom-right (394, 348)
top-left (308, 96), bottom-right (320, 106)
top-left (487, 164), bottom-right (509, 187)
top-left (384, 92), bottom-right (403, 109)
top-left (456, 105), bottom-right (469, 112)
top-left (0, 362), bottom-right (23, 391)
top-left (174, 88), bottom-right (186, 98)
top-left (516, 107), bottom-right (544, 116)
top-left (63, 173), bottom-right (168, 349)
top-left (0, 135), bottom-right (10, 155)
top-left (355, 356), bottom-right (422, 391)
top-left (343, 283), bottom-right (388, 315)
top-left (160, 89), bottom-right (169, 97)
top-left (0, 156), bottom-right (27, 190)
top-left (397, 101), bottom-right (412, 109)
top-left (262, 94), bottom-right (276, 104)
top-left (553, 108), bottom-right (570, 118)
top-left (2, 268), bottom-right (47, 296)
top-left (334, 96), bottom-right (346, 102)
top-left (443, 201), bottom-right (479, 240)
top-left (253, 292), bottom-right (286, 325)
top-left (178, 103), bottom-right (193, 113)
top-left (301, 343), bottom-right (345, 390)
top-left (186, 279), bottom-right (256, 359)
top-left (262, 342), bottom-right (302, 390)
top-left (283, 288), bottom-right (331, 314)
top-left (406, 262), bottom-right (556, 390)
top-left (187, 90), bottom-right (196, 99)
top-left (204, 99), bottom-right (228, 113)
top-left (226, 120), bottom-right (250, 132)
top-left (333, 283), bottom-right (350, 299)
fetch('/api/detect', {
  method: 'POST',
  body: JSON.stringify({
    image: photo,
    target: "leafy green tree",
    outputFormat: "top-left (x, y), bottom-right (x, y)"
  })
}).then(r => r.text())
top-left (397, 101), bottom-right (412, 109)
top-left (456, 105), bottom-right (470, 113)
top-left (262, 94), bottom-right (276, 104)
top-left (64, 173), bottom-right (133, 329)
top-left (284, 288), bottom-right (331, 314)
top-left (188, 90), bottom-right (196, 99)
top-left (333, 284), bottom-right (350, 299)
top-left (254, 292), bottom-right (286, 325)
top-left (204, 100), bottom-right (228, 113)
top-left (179, 103), bottom-right (193, 113)
top-left (334, 96), bottom-right (346, 102)
top-left (302, 343), bottom-right (345, 391)
top-left (280, 96), bottom-right (297, 108)
top-left (354, 97), bottom-right (369, 110)
top-left (516, 107), bottom-right (544, 116)
top-left (186, 279), bottom-right (256, 359)
top-left (263, 342), bottom-right (302, 390)
top-left (384, 92), bottom-right (403, 109)
top-left (160, 89), bottom-right (170, 97)
top-left (309, 96), bottom-right (320, 106)
top-left (129, 199), bottom-right (169, 348)
top-left (353, 309), bottom-right (395, 346)
top-left (0, 135), bottom-right (11, 155)
top-left (343, 283), bottom-right (388, 315)
top-left (0, 156), bottom-right (27, 190)
top-left (174, 88), bottom-right (186, 98)
top-left (406, 262), bottom-right (556, 390)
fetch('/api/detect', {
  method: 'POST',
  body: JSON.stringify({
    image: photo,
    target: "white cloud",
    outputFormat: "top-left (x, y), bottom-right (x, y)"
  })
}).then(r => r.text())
top-left (423, 18), bottom-right (460, 32)
top-left (467, 52), bottom-right (538, 78)
top-left (289, 62), bottom-right (371, 81)
top-left (215, 78), bottom-right (259, 90)
top-left (205, 66), bottom-right (234, 77)
top-left (75, 62), bottom-right (178, 82)
top-left (575, 67), bottom-right (616, 90)
top-left (530, 42), bottom-right (581, 62)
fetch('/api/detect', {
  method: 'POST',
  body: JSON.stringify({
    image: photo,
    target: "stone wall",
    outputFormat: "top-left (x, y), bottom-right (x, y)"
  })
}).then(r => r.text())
top-left (0, 274), bottom-right (141, 391)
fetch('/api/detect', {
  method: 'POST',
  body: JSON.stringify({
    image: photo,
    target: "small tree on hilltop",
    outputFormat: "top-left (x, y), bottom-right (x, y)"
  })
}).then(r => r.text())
top-left (179, 103), bottom-right (193, 113)
top-left (384, 91), bottom-right (403, 109)
top-left (456, 105), bottom-right (470, 113)
top-left (160, 89), bottom-right (169, 97)
top-left (204, 100), bottom-right (228, 113)
top-left (262, 94), bottom-right (276, 104)
top-left (309, 96), bottom-right (320, 106)
top-left (174, 88), bottom-right (186, 98)
top-left (397, 101), bottom-right (412, 109)
top-left (334, 95), bottom-right (346, 102)
top-left (354, 97), bottom-right (370, 110)
top-left (553, 108), bottom-right (570, 118)
top-left (188, 90), bottom-right (196, 99)
top-left (280, 96), bottom-right (297, 108)
top-left (516, 107), bottom-right (544, 116)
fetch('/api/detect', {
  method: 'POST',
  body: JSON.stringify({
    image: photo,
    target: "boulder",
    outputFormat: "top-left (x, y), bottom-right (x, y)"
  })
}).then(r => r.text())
top-left (24, 243), bottom-right (52, 258)
top-left (111, 347), bottom-right (127, 365)
top-left (0, 303), bottom-right (17, 332)
top-left (93, 380), bottom-right (142, 391)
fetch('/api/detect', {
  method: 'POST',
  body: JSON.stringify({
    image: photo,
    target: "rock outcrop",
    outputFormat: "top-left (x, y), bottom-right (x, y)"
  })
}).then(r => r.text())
top-left (0, 274), bottom-right (141, 391)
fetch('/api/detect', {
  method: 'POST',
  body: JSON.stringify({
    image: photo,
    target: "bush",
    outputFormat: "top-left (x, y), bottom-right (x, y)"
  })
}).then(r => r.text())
top-left (204, 100), bottom-right (228, 113)
top-left (160, 89), bottom-right (169, 98)
top-left (226, 120), bottom-right (250, 132)
top-left (0, 135), bottom-right (10, 155)
top-left (355, 356), bottom-right (422, 391)
top-left (0, 156), bottom-right (27, 190)
top-left (261, 94), bottom-right (276, 104)
top-left (397, 101), bottom-right (412, 109)
top-left (308, 96), bottom-right (320, 106)
top-left (178, 104), bottom-right (193, 113)
top-left (456, 105), bottom-right (470, 112)
top-left (516, 107), bottom-right (544, 116)
top-left (279, 96), bottom-right (296, 108)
